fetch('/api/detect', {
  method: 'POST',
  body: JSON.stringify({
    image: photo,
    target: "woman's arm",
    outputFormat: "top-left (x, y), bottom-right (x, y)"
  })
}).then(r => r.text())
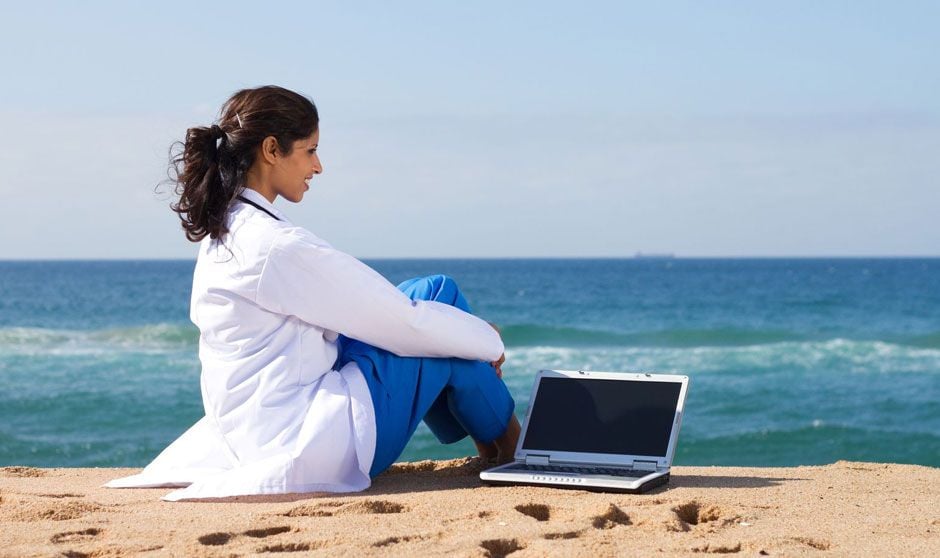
top-left (256, 229), bottom-right (504, 362)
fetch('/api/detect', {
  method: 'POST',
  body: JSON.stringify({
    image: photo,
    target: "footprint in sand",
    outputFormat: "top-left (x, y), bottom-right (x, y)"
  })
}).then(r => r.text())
top-left (197, 532), bottom-right (234, 546)
top-left (339, 499), bottom-right (407, 514)
top-left (50, 528), bottom-right (102, 544)
top-left (691, 542), bottom-right (743, 554)
top-left (257, 541), bottom-right (328, 553)
top-left (444, 509), bottom-right (493, 523)
top-left (13, 501), bottom-right (106, 522)
top-left (591, 503), bottom-right (631, 529)
top-left (667, 501), bottom-right (734, 532)
top-left (59, 545), bottom-right (163, 557)
top-left (543, 530), bottom-right (584, 540)
top-left (514, 503), bottom-right (551, 522)
top-left (791, 536), bottom-right (832, 550)
top-left (0, 466), bottom-right (45, 478)
top-left (281, 505), bottom-right (335, 517)
top-left (281, 499), bottom-right (407, 518)
top-left (198, 525), bottom-right (293, 546)
top-left (372, 534), bottom-right (429, 547)
top-left (479, 538), bottom-right (525, 558)
top-left (244, 526), bottom-right (292, 538)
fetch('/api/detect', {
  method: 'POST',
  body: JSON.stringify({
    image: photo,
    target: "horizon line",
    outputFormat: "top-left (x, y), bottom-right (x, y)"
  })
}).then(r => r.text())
top-left (2, 255), bottom-right (940, 262)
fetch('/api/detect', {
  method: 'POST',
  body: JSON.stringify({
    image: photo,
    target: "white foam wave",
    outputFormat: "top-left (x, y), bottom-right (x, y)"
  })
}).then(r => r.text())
top-left (0, 324), bottom-right (198, 357)
top-left (4, 327), bottom-right (938, 375)
top-left (504, 338), bottom-right (940, 376)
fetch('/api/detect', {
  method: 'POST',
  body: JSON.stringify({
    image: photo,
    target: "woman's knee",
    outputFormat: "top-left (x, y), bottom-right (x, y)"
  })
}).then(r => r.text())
top-left (447, 361), bottom-right (514, 415)
top-left (397, 274), bottom-right (470, 312)
top-left (397, 274), bottom-right (453, 292)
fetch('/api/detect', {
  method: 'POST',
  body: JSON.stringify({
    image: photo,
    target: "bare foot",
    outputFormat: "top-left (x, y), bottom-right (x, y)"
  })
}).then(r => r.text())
top-left (474, 439), bottom-right (498, 460)
top-left (494, 415), bottom-right (522, 464)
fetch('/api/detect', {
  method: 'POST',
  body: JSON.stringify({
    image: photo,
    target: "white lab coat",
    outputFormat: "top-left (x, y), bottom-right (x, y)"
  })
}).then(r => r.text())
top-left (106, 188), bottom-right (503, 500)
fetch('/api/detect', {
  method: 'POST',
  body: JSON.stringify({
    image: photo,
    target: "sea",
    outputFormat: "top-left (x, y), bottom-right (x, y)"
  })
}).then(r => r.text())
top-left (1, 258), bottom-right (938, 469)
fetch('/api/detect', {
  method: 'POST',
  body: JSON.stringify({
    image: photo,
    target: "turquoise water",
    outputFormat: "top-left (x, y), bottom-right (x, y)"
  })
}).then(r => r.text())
top-left (1, 259), bottom-right (938, 468)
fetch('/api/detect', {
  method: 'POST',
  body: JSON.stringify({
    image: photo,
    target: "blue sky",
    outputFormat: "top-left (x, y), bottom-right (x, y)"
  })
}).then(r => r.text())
top-left (1, 1), bottom-right (937, 258)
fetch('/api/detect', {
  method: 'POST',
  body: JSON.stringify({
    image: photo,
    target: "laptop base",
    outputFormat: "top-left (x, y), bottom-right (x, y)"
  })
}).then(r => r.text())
top-left (481, 471), bottom-right (670, 494)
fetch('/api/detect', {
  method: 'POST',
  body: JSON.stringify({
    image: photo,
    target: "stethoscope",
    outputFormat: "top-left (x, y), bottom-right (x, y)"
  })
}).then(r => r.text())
top-left (236, 195), bottom-right (281, 221)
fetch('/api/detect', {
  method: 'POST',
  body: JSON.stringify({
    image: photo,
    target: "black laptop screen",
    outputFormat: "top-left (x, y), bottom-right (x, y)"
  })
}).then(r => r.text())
top-left (521, 377), bottom-right (682, 457)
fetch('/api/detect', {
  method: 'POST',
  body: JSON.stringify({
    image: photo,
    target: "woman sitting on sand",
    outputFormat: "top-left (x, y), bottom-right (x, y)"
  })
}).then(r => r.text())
top-left (107, 85), bottom-right (520, 500)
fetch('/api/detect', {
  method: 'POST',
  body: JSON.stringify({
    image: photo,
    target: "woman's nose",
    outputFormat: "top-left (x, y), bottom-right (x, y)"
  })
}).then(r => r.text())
top-left (312, 155), bottom-right (323, 174)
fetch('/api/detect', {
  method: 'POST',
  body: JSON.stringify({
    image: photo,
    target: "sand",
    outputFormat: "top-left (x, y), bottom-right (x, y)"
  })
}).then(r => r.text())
top-left (1, 459), bottom-right (938, 557)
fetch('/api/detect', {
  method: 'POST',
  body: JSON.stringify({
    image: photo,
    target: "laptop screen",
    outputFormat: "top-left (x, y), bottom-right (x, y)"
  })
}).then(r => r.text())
top-left (521, 377), bottom-right (682, 457)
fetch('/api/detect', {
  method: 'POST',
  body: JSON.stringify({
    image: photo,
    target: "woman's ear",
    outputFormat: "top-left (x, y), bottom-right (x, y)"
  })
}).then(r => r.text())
top-left (260, 136), bottom-right (280, 165)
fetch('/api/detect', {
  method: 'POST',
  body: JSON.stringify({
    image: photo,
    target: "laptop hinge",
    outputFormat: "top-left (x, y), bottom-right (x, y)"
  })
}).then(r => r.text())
top-left (633, 460), bottom-right (658, 472)
top-left (525, 454), bottom-right (550, 466)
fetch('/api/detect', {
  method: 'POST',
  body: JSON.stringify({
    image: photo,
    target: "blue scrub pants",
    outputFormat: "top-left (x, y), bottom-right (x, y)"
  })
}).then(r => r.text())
top-left (335, 274), bottom-right (515, 478)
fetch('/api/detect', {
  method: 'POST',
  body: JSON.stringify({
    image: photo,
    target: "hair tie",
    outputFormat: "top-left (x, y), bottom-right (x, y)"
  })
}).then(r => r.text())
top-left (209, 124), bottom-right (225, 140)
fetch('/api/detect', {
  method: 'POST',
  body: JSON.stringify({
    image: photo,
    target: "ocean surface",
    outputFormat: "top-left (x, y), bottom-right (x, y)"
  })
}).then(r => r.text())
top-left (1, 258), bottom-right (938, 469)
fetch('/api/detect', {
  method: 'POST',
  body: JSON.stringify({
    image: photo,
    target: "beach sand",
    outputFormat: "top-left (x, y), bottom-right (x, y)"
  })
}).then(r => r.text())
top-left (1, 459), bottom-right (938, 557)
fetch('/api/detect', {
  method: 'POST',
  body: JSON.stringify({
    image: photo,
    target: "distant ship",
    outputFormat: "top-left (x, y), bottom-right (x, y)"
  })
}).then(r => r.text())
top-left (634, 252), bottom-right (676, 259)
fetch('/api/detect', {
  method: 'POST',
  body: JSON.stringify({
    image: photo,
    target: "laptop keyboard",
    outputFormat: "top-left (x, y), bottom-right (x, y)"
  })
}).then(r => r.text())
top-left (501, 464), bottom-right (646, 479)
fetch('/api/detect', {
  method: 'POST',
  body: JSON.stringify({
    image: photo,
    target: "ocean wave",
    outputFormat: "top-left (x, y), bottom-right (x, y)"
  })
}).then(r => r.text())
top-left (502, 324), bottom-right (940, 351)
top-left (501, 324), bottom-right (807, 348)
top-left (504, 338), bottom-right (940, 375)
top-left (3, 322), bottom-right (940, 372)
top-left (0, 324), bottom-right (198, 356)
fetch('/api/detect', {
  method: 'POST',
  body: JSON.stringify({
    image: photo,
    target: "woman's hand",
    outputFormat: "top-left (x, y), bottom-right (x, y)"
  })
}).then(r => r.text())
top-left (488, 322), bottom-right (505, 378)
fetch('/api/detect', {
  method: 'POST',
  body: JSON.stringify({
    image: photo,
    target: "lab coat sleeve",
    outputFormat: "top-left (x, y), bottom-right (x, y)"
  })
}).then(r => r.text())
top-left (255, 229), bottom-right (504, 362)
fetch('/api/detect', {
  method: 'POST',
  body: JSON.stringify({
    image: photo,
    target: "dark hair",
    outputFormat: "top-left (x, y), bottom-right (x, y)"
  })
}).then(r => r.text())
top-left (169, 86), bottom-right (319, 242)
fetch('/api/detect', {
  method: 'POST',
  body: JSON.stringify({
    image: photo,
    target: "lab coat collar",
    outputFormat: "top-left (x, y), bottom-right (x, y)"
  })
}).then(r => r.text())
top-left (237, 188), bottom-right (290, 223)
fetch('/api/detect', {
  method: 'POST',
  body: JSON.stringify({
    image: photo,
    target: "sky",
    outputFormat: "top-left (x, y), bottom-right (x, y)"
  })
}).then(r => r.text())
top-left (1, 0), bottom-right (938, 258)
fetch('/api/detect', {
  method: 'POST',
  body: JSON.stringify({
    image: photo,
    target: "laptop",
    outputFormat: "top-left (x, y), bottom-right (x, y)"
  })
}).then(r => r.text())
top-left (480, 369), bottom-right (689, 493)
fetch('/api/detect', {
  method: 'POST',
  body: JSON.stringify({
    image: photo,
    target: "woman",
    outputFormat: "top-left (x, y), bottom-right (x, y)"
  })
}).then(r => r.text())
top-left (107, 86), bottom-right (520, 500)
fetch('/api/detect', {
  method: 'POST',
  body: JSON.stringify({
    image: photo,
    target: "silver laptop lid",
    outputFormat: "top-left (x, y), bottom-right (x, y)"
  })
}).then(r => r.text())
top-left (515, 370), bottom-right (690, 469)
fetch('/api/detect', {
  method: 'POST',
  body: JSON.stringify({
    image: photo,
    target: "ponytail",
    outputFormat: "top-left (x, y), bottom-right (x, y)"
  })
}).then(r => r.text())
top-left (169, 125), bottom-right (232, 241)
top-left (167, 86), bottom-right (319, 242)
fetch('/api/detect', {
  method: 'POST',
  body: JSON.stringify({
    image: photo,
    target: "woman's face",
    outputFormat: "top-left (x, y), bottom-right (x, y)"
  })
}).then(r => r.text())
top-left (271, 129), bottom-right (321, 203)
